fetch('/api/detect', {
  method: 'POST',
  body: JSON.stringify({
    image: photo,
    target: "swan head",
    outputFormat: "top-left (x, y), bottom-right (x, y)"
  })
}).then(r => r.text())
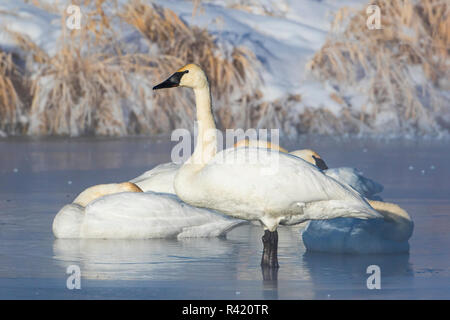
top-left (153, 63), bottom-right (208, 90)
top-left (289, 149), bottom-right (328, 170)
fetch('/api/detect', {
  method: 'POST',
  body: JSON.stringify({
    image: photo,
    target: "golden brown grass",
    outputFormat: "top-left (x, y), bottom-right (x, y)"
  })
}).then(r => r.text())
top-left (0, 50), bottom-right (29, 135)
top-left (308, 0), bottom-right (450, 134)
top-left (9, 1), bottom-right (135, 136)
top-left (120, 0), bottom-right (261, 131)
top-left (2, 0), bottom-right (262, 136)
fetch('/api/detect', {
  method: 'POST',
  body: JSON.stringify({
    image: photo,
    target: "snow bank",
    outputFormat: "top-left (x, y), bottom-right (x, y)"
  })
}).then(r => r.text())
top-left (0, 0), bottom-right (447, 138)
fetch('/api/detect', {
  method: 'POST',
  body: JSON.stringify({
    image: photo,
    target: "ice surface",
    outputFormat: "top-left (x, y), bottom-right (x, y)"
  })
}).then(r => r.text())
top-left (0, 137), bottom-right (449, 299)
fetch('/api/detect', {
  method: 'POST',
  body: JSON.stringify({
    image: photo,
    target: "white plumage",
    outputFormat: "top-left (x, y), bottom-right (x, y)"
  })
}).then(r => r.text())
top-left (53, 192), bottom-right (245, 239)
top-left (174, 147), bottom-right (381, 231)
top-left (130, 162), bottom-right (179, 194)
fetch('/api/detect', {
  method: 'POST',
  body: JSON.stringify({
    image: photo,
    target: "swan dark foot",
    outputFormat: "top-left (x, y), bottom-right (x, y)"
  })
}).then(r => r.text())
top-left (261, 265), bottom-right (279, 281)
top-left (261, 230), bottom-right (279, 268)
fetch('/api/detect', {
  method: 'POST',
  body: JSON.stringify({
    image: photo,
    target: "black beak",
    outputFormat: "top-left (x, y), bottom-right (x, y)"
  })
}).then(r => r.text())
top-left (312, 155), bottom-right (328, 170)
top-left (153, 70), bottom-right (188, 90)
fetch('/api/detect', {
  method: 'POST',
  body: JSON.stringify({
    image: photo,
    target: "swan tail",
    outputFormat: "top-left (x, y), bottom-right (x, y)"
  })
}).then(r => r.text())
top-left (305, 199), bottom-right (382, 221)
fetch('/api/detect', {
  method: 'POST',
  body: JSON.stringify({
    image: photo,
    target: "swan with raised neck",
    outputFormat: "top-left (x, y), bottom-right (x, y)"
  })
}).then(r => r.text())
top-left (153, 63), bottom-right (382, 268)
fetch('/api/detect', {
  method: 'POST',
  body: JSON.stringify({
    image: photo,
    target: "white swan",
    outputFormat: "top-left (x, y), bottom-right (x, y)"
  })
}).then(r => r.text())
top-left (152, 63), bottom-right (381, 267)
top-left (285, 150), bottom-right (412, 253)
top-left (302, 200), bottom-right (414, 253)
top-left (53, 183), bottom-right (244, 239)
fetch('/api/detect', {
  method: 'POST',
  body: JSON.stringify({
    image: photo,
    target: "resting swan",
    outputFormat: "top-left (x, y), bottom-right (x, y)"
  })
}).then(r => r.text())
top-left (152, 63), bottom-right (381, 268)
top-left (52, 182), bottom-right (244, 239)
top-left (275, 149), bottom-right (411, 253)
top-left (302, 200), bottom-right (414, 253)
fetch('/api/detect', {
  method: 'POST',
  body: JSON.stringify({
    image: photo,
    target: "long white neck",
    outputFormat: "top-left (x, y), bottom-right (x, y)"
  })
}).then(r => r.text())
top-left (187, 84), bottom-right (217, 168)
top-left (174, 83), bottom-right (218, 201)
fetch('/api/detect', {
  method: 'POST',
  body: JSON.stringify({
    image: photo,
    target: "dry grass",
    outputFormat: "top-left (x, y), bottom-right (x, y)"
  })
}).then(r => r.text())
top-left (120, 0), bottom-right (262, 132)
top-left (0, 50), bottom-right (29, 135)
top-left (9, 0), bottom-right (135, 136)
top-left (5, 0), bottom-right (446, 137)
top-left (308, 0), bottom-right (450, 135)
top-left (1, 0), bottom-right (262, 136)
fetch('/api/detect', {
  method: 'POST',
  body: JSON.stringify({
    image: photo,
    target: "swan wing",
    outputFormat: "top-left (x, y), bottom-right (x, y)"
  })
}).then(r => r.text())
top-left (80, 191), bottom-right (243, 239)
top-left (130, 162), bottom-right (180, 193)
top-left (177, 148), bottom-right (380, 228)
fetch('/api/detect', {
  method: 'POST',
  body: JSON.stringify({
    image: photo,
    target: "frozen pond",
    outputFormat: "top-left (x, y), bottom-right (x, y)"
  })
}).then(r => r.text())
top-left (0, 136), bottom-right (449, 299)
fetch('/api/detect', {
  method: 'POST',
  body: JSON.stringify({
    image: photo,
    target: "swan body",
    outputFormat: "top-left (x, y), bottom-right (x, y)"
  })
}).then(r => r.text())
top-left (53, 192), bottom-right (244, 239)
top-left (302, 200), bottom-right (413, 253)
top-left (174, 147), bottom-right (381, 231)
top-left (53, 180), bottom-right (244, 239)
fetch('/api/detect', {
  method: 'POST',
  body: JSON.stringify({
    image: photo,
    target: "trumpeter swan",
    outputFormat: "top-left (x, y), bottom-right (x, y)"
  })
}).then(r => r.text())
top-left (152, 63), bottom-right (381, 268)
top-left (287, 150), bottom-right (411, 253)
top-left (53, 183), bottom-right (244, 239)
top-left (302, 199), bottom-right (414, 253)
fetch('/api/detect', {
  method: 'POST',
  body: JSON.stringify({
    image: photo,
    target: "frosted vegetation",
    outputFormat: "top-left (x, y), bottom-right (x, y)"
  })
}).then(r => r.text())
top-left (0, 0), bottom-right (448, 138)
